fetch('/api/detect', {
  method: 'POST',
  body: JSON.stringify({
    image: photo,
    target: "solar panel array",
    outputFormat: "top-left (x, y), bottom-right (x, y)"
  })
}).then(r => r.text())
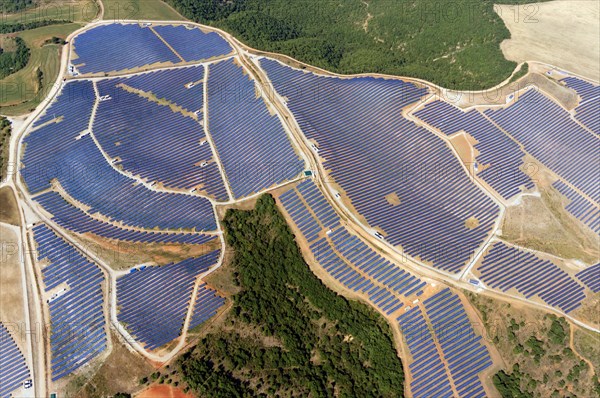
top-left (576, 263), bottom-right (600, 293)
top-left (22, 80), bottom-right (96, 194)
top-left (107, 65), bottom-right (204, 114)
top-left (552, 180), bottom-right (600, 233)
top-left (116, 251), bottom-right (220, 350)
top-left (73, 24), bottom-right (181, 73)
top-left (94, 81), bottom-right (227, 199)
top-left (478, 242), bottom-right (586, 313)
top-left (0, 323), bottom-right (30, 398)
top-left (279, 181), bottom-right (425, 315)
top-left (188, 283), bottom-right (226, 330)
top-left (397, 307), bottom-right (454, 398)
top-left (21, 80), bottom-right (217, 232)
top-left (484, 89), bottom-right (600, 204)
top-left (72, 24), bottom-right (232, 74)
top-left (262, 58), bottom-right (500, 273)
top-left (207, 59), bottom-right (305, 198)
top-left (413, 100), bottom-right (534, 199)
top-left (560, 77), bottom-right (600, 135)
top-left (153, 25), bottom-right (233, 62)
top-left (423, 289), bottom-right (493, 397)
top-left (35, 191), bottom-right (216, 245)
top-left (32, 224), bottom-right (107, 381)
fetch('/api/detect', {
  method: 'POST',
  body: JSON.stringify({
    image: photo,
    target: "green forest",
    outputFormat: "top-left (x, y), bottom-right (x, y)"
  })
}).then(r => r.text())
top-left (166, 0), bottom-right (548, 90)
top-left (0, 0), bottom-right (33, 13)
top-left (0, 37), bottom-right (30, 79)
top-left (175, 194), bottom-right (405, 397)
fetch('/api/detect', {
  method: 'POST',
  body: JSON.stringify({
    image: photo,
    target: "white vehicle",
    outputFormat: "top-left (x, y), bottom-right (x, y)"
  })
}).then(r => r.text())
top-left (186, 82), bottom-right (196, 89)
top-left (310, 143), bottom-right (319, 152)
top-left (200, 162), bottom-right (208, 168)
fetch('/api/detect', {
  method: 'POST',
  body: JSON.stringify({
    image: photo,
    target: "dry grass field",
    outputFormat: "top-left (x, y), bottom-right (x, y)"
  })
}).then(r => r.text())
top-left (0, 226), bottom-right (25, 329)
top-left (495, 1), bottom-right (600, 81)
top-left (0, 186), bottom-right (20, 225)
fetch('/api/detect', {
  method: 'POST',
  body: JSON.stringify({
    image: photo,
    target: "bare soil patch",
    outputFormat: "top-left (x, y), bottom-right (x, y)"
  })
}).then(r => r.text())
top-left (71, 332), bottom-right (153, 398)
top-left (0, 186), bottom-right (20, 226)
top-left (501, 168), bottom-right (599, 263)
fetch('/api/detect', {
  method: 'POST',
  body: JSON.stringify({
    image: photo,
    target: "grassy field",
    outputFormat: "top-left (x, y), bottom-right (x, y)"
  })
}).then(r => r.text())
top-left (101, 0), bottom-right (184, 21)
top-left (0, 22), bottom-right (82, 115)
top-left (166, 0), bottom-right (550, 90)
top-left (1, 0), bottom-right (98, 24)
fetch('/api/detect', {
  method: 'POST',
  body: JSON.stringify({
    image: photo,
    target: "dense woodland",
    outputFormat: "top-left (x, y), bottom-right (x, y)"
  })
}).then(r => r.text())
top-left (0, 0), bottom-right (33, 13)
top-left (176, 195), bottom-right (405, 397)
top-left (0, 37), bottom-right (30, 79)
top-left (166, 0), bottom-right (549, 90)
top-left (0, 116), bottom-right (11, 179)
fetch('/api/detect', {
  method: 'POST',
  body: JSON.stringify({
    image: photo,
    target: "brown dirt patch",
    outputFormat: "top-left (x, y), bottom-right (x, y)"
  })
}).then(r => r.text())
top-left (384, 192), bottom-right (401, 206)
top-left (136, 384), bottom-right (194, 398)
top-left (0, 186), bottom-right (20, 226)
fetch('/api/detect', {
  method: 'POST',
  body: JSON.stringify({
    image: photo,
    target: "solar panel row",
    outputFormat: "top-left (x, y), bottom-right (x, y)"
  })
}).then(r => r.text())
top-left (552, 180), bottom-right (600, 234)
top-left (262, 58), bottom-right (500, 273)
top-left (35, 191), bottom-right (216, 245)
top-left (116, 251), bottom-right (220, 350)
top-left (32, 224), bottom-right (107, 381)
top-left (478, 242), bottom-right (586, 313)
top-left (0, 323), bottom-right (31, 398)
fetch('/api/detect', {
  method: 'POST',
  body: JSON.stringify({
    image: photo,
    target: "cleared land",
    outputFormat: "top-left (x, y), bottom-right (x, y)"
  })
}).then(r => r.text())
top-left (0, 226), bottom-right (25, 329)
top-left (501, 168), bottom-right (599, 264)
top-left (496, 1), bottom-right (600, 81)
top-left (66, 332), bottom-right (153, 398)
top-left (0, 186), bottom-right (20, 225)
top-left (467, 292), bottom-right (600, 398)
top-left (101, 0), bottom-right (184, 21)
top-left (0, 23), bottom-right (83, 115)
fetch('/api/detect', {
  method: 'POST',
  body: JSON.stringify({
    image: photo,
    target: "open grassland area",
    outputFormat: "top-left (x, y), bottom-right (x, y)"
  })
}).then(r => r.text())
top-left (496, 0), bottom-right (600, 81)
top-left (101, 0), bottom-right (184, 21)
top-left (171, 195), bottom-right (405, 397)
top-left (1, 0), bottom-right (98, 24)
top-left (66, 332), bottom-right (153, 398)
top-left (573, 328), bottom-right (600, 375)
top-left (501, 170), bottom-right (599, 264)
top-left (0, 186), bottom-right (20, 225)
top-left (466, 292), bottom-right (600, 398)
top-left (167, 0), bottom-right (549, 90)
top-left (0, 22), bottom-right (82, 115)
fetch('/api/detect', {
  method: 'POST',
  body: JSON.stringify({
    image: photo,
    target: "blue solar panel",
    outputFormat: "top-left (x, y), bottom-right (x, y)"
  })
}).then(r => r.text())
top-left (207, 59), bottom-right (305, 198)
top-left (34, 191), bottom-right (216, 245)
top-left (0, 323), bottom-right (31, 398)
top-left (32, 224), bottom-right (107, 381)
top-left (414, 100), bottom-right (534, 200)
top-left (553, 180), bottom-right (599, 234)
top-left (485, 89), bottom-right (600, 203)
top-left (72, 24), bottom-right (180, 73)
top-left (262, 58), bottom-right (500, 274)
top-left (94, 80), bottom-right (228, 199)
top-left (117, 251), bottom-right (220, 350)
top-left (479, 242), bottom-right (586, 313)
top-left (188, 283), bottom-right (226, 330)
top-left (576, 263), bottom-right (600, 293)
top-left (153, 25), bottom-right (233, 62)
